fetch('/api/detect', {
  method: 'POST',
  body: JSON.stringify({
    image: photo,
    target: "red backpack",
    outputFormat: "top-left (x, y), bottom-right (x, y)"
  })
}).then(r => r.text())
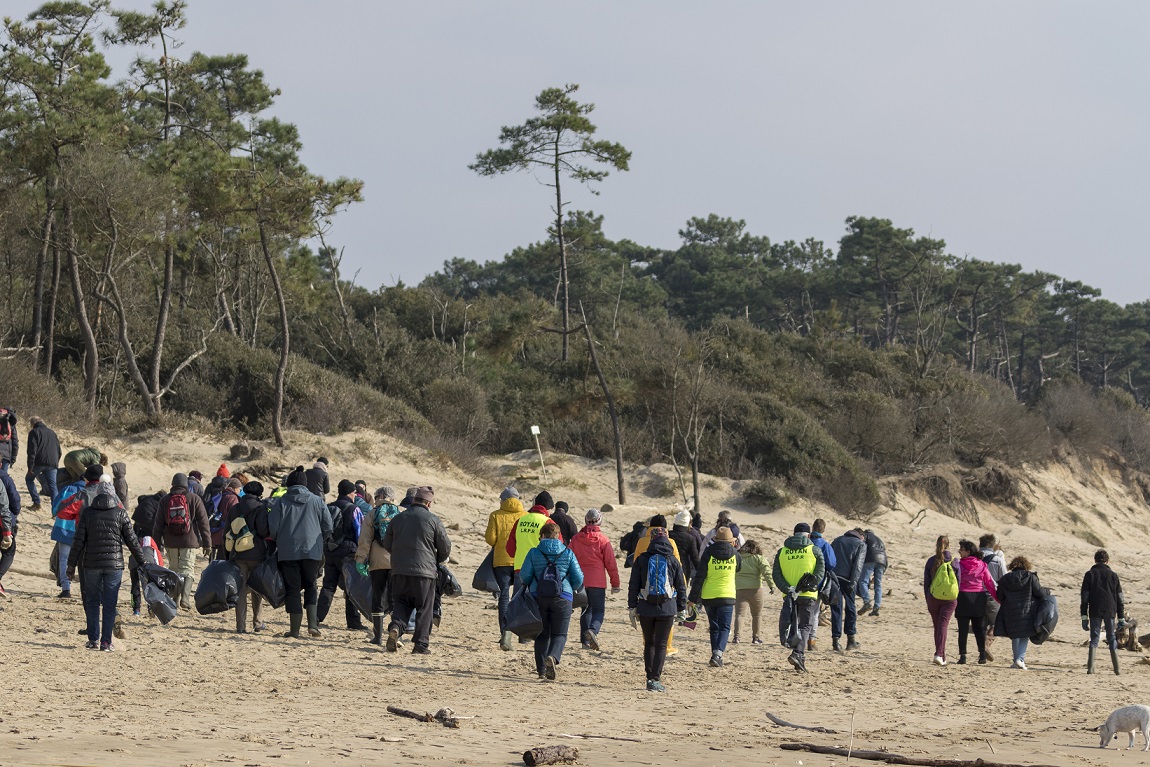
top-left (165, 493), bottom-right (191, 536)
top-left (0, 409), bottom-right (11, 442)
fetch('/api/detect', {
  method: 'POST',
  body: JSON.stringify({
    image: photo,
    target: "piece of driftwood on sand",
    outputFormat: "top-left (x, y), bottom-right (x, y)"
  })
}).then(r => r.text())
top-left (522, 744), bottom-right (580, 765)
top-left (765, 712), bottom-right (839, 734)
top-left (780, 742), bottom-right (1058, 767)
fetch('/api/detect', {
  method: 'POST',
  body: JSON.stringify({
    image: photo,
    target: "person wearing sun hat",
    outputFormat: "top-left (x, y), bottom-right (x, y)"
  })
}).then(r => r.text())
top-left (772, 521), bottom-right (825, 673)
top-left (688, 525), bottom-right (742, 668)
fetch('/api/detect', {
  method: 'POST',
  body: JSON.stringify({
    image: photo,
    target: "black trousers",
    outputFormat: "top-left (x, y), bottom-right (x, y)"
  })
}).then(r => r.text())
top-left (389, 574), bottom-right (436, 650)
top-left (317, 556), bottom-right (363, 628)
top-left (279, 558), bottom-right (322, 615)
top-left (639, 614), bottom-right (674, 681)
top-left (370, 569), bottom-right (390, 616)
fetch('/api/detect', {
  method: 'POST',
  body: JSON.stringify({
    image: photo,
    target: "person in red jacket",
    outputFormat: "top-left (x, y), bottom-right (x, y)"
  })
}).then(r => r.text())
top-left (569, 508), bottom-right (621, 650)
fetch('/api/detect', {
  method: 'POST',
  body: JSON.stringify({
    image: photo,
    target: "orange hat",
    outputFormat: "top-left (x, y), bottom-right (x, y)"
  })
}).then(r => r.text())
top-left (217, 463), bottom-right (230, 478)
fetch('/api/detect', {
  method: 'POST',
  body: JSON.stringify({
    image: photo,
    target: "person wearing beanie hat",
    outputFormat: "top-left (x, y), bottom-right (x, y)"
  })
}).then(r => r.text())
top-left (151, 471), bottom-right (212, 610)
top-left (84, 464), bottom-right (104, 483)
top-left (305, 459), bottom-right (330, 500)
top-left (207, 475), bottom-right (245, 560)
top-left (628, 523), bottom-right (687, 692)
top-left (227, 480), bottom-right (272, 634)
top-left (704, 511), bottom-right (746, 549)
top-left (269, 467), bottom-right (334, 639)
top-left (505, 490), bottom-right (554, 573)
top-left (669, 509), bottom-right (703, 587)
top-left (485, 485), bottom-right (527, 650)
top-left (381, 482), bottom-right (451, 655)
top-left (569, 506), bottom-right (621, 650)
top-left (688, 525), bottom-right (742, 668)
top-left (550, 500), bottom-right (577, 545)
top-left (66, 492), bottom-right (149, 651)
top-left (771, 519), bottom-right (825, 673)
top-left (316, 479), bottom-right (368, 633)
top-left (519, 521), bottom-right (584, 680)
top-left (185, 469), bottom-right (204, 497)
top-left (632, 514), bottom-right (684, 657)
top-left (356, 486), bottom-right (402, 645)
top-left (217, 463), bottom-right (230, 479)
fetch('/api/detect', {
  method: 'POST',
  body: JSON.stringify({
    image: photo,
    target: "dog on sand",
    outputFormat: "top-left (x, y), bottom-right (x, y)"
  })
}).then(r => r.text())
top-left (1098, 705), bottom-right (1150, 751)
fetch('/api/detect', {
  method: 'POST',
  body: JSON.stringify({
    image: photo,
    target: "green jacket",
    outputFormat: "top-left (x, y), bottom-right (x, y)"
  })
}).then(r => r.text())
top-left (735, 552), bottom-right (772, 591)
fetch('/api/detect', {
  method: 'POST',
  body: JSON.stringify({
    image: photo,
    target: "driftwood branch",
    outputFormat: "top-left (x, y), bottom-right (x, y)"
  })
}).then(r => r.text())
top-left (765, 712), bottom-right (838, 734)
top-left (559, 732), bottom-right (642, 743)
top-left (780, 742), bottom-right (1058, 767)
top-left (523, 745), bottom-right (579, 766)
top-left (385, 705), bottom-right (460, 729)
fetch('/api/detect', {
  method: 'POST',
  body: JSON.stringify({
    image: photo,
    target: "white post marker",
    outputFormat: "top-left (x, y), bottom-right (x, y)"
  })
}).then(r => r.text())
top-left (531, 425), bottom-right (547, 480)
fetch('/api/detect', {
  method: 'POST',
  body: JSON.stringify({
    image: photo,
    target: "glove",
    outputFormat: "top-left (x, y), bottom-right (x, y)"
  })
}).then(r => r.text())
top-left (610, 587), bottom-right (621, 595)
top-left (356, 562), bottom-right (369, 576)
top-left (628, 608), bottom-right (638, 629)
top-left (787, 587), bottom-right (797, 601)
top-left (1118, 618), bottom-right (1128, 631)
top-left (1082, 615), bottom-right (1089, 632)
top-left (0, 532), bottom-right (11, 551)
top-left (675, 610), bottom-right (687, 622)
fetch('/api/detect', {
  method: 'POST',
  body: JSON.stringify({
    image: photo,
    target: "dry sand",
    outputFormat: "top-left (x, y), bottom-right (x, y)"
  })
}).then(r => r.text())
top-left (1, 429), bottom-right (1148, 767)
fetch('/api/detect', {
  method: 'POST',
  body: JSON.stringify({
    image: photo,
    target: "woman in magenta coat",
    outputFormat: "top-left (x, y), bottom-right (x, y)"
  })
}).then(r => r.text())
top-left (954, 539), bottom-right (999, 664)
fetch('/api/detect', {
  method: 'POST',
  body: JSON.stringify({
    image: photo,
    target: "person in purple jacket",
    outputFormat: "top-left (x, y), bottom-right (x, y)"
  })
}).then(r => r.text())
top-left (924, 535), bottom-right (957, 666)
top-left (954, 539), bottom-right (999, 664)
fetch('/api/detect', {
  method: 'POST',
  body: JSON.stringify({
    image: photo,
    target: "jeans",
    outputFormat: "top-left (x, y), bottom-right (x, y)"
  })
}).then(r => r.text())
top-left (26, 466), bottom-right (57, 507)
top-left (831, 577), bottom-right (858, 639)
top-left (858, 562), bottom-right (885, 607)
top-left (58, 543), bottom-right (72, 593)
top-left (580, 586), bottom-right (606, 638)
top-left (81, 568), bottom-right (122, 645)
top-left (493, 566), bottom-right (515, 632)
top-left (639, 614), bottom-right (674, 681)
top-left (1090, 615), bottom-right (1117, 650)
top-left (926, 595), bottom-right (957, 659)
top-left (279, 558), bottom-right (322, 615)
top-left (534, 595), bottom-right (573, 674)
top-left (1011, 636), bottom-right (1030, 663)
top-left (704, 603), bottom-right (734, 655)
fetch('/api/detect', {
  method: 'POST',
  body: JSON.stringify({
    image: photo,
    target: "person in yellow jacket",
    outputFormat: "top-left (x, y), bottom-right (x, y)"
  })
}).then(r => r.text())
top-left (485, 487), bottom-right (526, 651)
top-left (772, 522), bottom-right (825, 673)
top-left (687, 526), bottom-right (742, 667)
top-left (633, 514), bottom-right (683, 655)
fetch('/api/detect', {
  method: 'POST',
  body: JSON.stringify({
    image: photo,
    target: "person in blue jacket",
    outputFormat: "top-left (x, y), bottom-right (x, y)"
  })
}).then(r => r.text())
top-left (808, 519), bottom-right (837, 650)
top-left (519, 521), bottom-right (584, 681)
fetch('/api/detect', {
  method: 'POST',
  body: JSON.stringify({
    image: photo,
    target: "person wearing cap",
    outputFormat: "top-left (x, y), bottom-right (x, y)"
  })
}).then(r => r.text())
top-left (67, 492), bottom-right (148, 651)
top-left (381, 486), bottom-right (451, 654)
top-left (269, 467), bottom-right (334, 639)
top-left (485, 486), bottom-right (526, 651)
top-left (51, 464), bottom-right (107, 598)
top-left (305, 457), bottom-right (331, 499)
top-left (317, 479), bottom-right (367, 632)
top-left (228, 481), bottom-right (272, 633)
top-left (24, 415), bottom-right (60, 511)
top-left (669, 509), bottom-right (702, 585)
top-left (772, 522), bottom-right (826, 673)
top-left (550, 500), bottom-right (578, 544)
top-left (152, 472), bottom-right (212, 610)
top-left (688, 525), bottom-right (742, 667)
top-left (628, 526), bottom-right (687, 692)
top-left (505, 491), bottom-right (553, 574)
top-left (703, 511), bottom-right (745, 548)
top-left (519, 521), bottom-right (584, 680)
top-left (569, 508), bottom-right (621, 650)
top-left (356, 486), bottom-right (402, 645)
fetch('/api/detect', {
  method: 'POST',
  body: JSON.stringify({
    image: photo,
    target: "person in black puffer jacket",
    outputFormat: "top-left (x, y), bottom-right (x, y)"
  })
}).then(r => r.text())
top-left (550, 501), bottom-right (578, 544)
top-left (67, 493), bottom-right (148, 651)
top-left (994, 555), bottom-right (1044, 670)
top-left (1081, 548), bottom-right (1125, 675)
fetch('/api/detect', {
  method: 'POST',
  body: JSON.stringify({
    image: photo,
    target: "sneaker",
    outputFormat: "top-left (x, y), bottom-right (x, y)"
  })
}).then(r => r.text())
top-left (179, 600), bottom-right (191, 611)
top-left (254, 622), bottom-right (266, 633)
top-left (666, 648), bottom-right (678, 657)
top-left (709, 654), bottom-right (723, 668)
top-left (57, 590), bottom-right (71, 599)
top-left (386, 628), bottom-right (399, 653)
top-left (870, 608), bottom-right (880, 617)
top-left (0, 582), bottom-right (7, 598)
top-left (85, 640), bottom-right (98, 650)
top-left (544, 655), bottom-right (558, 681)
top-left (1011, 660), bottom-right (1027, 670)
top-left (933, 655), bottom-right (946, 666)
top-left (100, 641), bottom-right (114, 652)
top-left (646, 679), bottom-right (666, 692)
top-left (860, 601), bottom-right (872, 613)
top-left (751, 637), bottom-right (763, 645)
top-left (132, 609), bottom-right (141, 617)
top-left (807, 639), bottom-right (817, 651)
top-left (582, 630), bottom-right (600, 651)
top-left (984, 648), bottom-right (994, 662)
top-left (731, 637), bottom-right (739, 644)
top-left (411, 646), bottom-right (431, 655)
top-left (787, 652), bottom-right (807, 672)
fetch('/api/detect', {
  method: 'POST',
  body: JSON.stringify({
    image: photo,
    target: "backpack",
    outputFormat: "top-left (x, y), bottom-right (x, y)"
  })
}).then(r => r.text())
top-left (0, 408), bottom-right (10, 442)
top-left (225, 515), bottom-right (255, 553)
top-left (326, 502), bottom-right (345, 552)
top-left (536, 551), bottom-right (563, 598)
top-left (206, 493), bottom-right (225, 534)
top-left (165, 493), bottom-right (191, 536)
top-left (929, 558), bottom-right (959, 600)
top-left (373, 503), bottom-right (399, 543)
top-left (640, 553), bottom-right (675, 604)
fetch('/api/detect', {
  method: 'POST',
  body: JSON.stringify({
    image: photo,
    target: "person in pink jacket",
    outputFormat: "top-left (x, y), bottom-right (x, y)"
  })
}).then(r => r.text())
top-left (569, 508), bottom-right (621, 651)
top-left (954, 539), bottom-right (999, 664)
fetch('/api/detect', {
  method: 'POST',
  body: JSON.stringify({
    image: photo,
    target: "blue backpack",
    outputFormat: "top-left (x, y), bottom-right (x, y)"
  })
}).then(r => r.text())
top-left (536, 551), bottom-right (563, 598)
top-left (206, 493), bottom-right (225, 534)
top-left (640, 553), bottom-right (674, 604)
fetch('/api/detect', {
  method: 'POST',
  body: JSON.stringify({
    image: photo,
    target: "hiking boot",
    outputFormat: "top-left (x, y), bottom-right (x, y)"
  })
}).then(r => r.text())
top-left (731, 636), bottom-right (739, 644)
top-left (499, 631), bottom-right (513, 651)
top-left (544, 655), bottom-right (558, 680)
top-left (583, 630), bottom-right (600, 651)
top-left (179, 600), bottom-right (191, 611)
top-left (787, 652), bottom-right (807, 672)
top-left (860, 601), bottom-right (872, 613)
top-left (832, 637), bottom-right (842, 652)
top-left (113, 620), bottom-right (126, 640)
top-left (253, 621), bottom-right (266, 633)
top-left (412, 646), bottom-right (431, 655)
top-left (957, 655), bottom-right (967, 665)
top-left (978, 652), bottom-right (987, 665)
top-left (646, 679), bottom-right (666, 692)
top-left (57, 590), bottom-right (71, 599)
top-left (709, 654), bottom-right (723, 668)
top-left (846, 637), bottom-right (861, 651)
top-left (870, 608), bottom-right (880, 617)
top-left (807, 639), bottom-right (817, 651)
top-left (386, 627), bottom-right (399, 653)
top-left (30, 502), bottom-right (41, 512)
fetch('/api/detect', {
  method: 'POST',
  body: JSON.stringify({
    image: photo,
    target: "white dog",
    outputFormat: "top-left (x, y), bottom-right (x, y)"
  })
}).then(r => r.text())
top-left (1098, 705), bottom-right (1150, 751)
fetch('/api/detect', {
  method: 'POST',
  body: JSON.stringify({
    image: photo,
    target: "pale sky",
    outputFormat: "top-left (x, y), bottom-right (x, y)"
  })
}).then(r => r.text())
top-left (85, 2), bottom-right (1150, 304)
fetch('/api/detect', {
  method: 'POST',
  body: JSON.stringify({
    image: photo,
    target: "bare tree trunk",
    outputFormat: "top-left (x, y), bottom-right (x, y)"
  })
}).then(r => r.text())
top-left (554, 141), bottom-right (569, 362)
top-left (148, 239), bottom-right (175, 414)
top-left (259, 215), bottom-right (289, 447)
top-left (45, 242), bottom-right (61, 377)
top-left (31, 192), bottom-right (56, 371)
top-left (580, 309), bottom-right (625, 504)
top-left (64, 203), bottom-right (99, 413)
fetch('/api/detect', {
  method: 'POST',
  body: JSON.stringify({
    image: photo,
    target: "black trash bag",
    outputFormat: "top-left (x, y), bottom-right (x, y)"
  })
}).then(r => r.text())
top-left (438, 563), bottom-right (463, 598)
top-left (144, 581), bottom-right (178, 625)
top-left (247, 553), bottom-right (286, 609)
top-left (194, 559), bottom-right (243, 615)
top-left (818, 573), bottom-right (840, 606)
top-left (1031, 587), bottom-right (1059, 645)
top-left (142, 563), bottom-right (184, 602)
top-left (571, 585), bottom-right (588, 610)
top-left (506, 589), bottom-right (543, 640)
top-left (471, 549), bottom-right (499, 595)
top-left (49, 542), bottom-right (59, 585)
top-left (779, 595), bottom-right (802, 648)
top-left (341, 560), bottom-right (374, 621)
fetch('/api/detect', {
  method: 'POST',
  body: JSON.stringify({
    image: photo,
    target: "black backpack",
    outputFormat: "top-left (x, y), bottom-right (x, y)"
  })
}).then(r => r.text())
top-left (326, 502), bottom-right (346, 552)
